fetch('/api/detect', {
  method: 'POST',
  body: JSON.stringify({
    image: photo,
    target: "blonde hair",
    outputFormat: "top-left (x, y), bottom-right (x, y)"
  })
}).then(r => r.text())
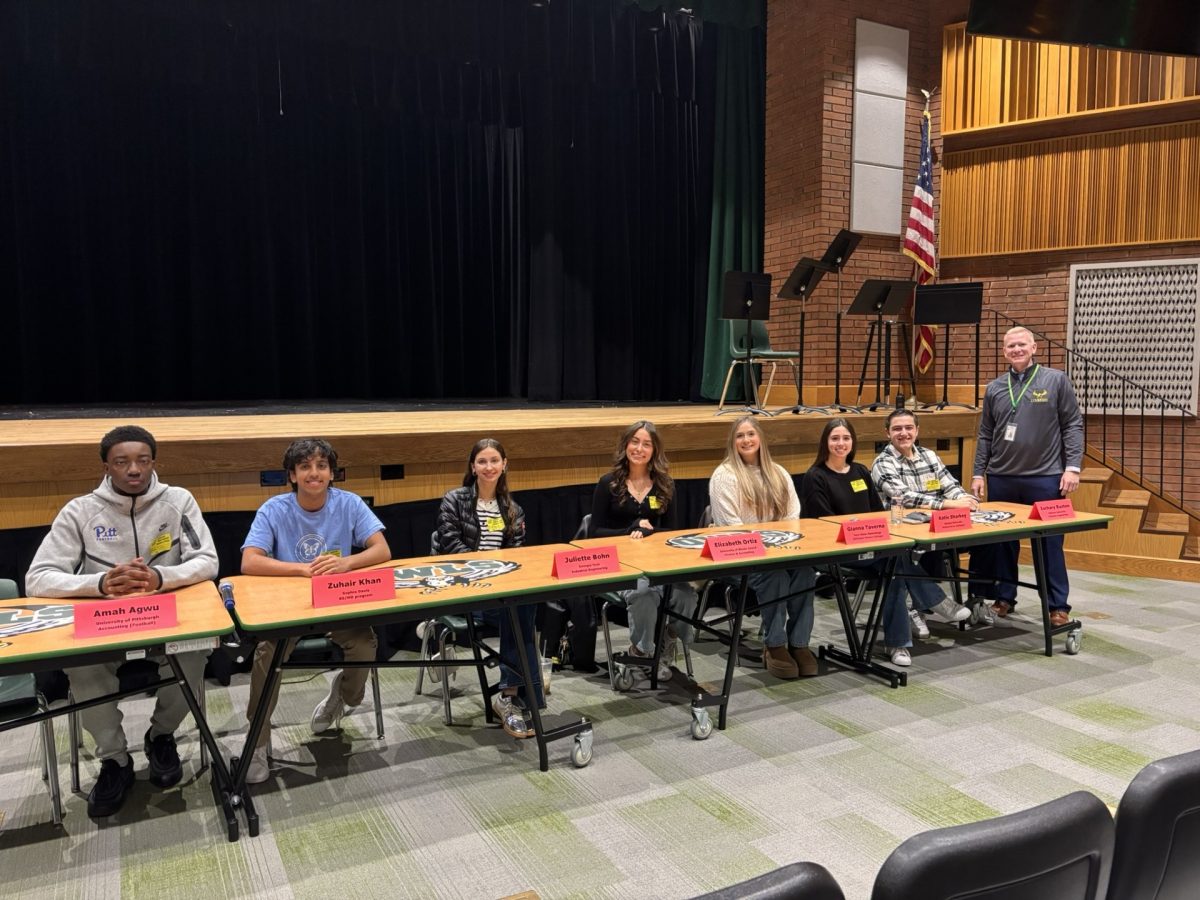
top-left (721, 416), bottom-right (793, 521)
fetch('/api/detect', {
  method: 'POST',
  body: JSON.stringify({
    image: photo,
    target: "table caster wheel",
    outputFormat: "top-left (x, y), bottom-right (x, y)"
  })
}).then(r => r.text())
top-left (690, 708), bottom-right (713, 741)
top-left (571, 730), bottom-right (594, 768)
top-left (1064, 629), bottom-right (1082, 655)
top-left (614, 666), bottom-right (636, 692)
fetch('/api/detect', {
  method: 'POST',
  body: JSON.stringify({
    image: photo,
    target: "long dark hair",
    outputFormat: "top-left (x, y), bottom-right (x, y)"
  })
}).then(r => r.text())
top-left (814, 417), bottom-right (858, 468)
top-left (462, 438), bottom-right (519, 536)
top-left (606, 420), bottom-right (674, 510)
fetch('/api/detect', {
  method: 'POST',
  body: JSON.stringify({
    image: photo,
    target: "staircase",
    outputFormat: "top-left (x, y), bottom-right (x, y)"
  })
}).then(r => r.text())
top-left (1052, 450), bottom-right (1200, 583)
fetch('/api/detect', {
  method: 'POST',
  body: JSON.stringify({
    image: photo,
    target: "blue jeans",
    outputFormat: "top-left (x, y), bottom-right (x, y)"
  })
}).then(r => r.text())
top-left (969, 473), bottom-right (1070, 612)
top-left (750, 568), bottom-right (816, 649)
top-left (881, 556), bottom-right (947, 648)
top-left (486, 604), bottom-right (544, 709)
top-left (623, 580), bottom-right (698, 654)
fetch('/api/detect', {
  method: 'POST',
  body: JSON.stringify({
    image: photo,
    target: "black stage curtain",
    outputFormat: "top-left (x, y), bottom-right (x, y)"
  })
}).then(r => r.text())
top-left (0, 0), bottom-right (742, 404)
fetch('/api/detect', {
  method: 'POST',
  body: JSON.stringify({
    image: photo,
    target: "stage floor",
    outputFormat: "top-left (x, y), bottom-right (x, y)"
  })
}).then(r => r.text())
top-left (0, 402), bottom-right (980, 529)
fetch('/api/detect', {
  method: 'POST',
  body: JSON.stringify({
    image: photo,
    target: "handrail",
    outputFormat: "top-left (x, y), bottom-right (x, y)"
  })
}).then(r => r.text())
top-left (986, 310), bottom-right (1198, 516)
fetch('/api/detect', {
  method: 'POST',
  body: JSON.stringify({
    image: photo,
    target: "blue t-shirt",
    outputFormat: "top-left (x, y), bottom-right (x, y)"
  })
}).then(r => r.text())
top-left (241, 488), bottom-right (385, 563)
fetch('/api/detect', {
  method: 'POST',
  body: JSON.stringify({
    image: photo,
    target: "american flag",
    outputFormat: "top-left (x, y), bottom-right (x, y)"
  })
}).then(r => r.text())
top-left (904, 101), bottom-right (937, 374)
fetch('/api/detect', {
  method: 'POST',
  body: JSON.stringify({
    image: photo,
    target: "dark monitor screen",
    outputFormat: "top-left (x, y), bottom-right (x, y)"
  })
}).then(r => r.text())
top-left (966, 0), bottom-right (1200, 57)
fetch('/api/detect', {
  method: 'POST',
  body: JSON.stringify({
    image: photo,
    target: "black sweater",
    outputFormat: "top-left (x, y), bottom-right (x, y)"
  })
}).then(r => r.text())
top-left (800, 462), bottom-right (883, 518)
top-left (588, 472), bottom-right (681, 537)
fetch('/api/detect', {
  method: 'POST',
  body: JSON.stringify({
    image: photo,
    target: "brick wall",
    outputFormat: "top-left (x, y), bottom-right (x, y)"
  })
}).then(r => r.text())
top-left (765, 0), bottom-right (1200, 510)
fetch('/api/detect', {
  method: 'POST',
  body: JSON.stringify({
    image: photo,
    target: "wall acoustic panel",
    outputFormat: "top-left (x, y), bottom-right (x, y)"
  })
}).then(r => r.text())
top-left (1067, 259), bottom-right (1200, 416)
top-left (851, 20), bottom-right (909, 236)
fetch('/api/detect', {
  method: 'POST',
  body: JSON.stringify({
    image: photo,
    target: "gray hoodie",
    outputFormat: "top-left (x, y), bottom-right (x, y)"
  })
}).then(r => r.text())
top-left (26, 472), bottom-right (218, 598)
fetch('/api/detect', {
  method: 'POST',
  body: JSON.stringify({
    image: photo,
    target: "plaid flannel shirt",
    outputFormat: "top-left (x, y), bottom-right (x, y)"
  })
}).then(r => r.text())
top-left (870, 443), bottom-right (969, 510)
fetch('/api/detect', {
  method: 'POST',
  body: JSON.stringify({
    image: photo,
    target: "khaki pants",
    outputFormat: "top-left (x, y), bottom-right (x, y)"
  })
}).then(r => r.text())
top-left (246, 627), bottom-right (377, 748)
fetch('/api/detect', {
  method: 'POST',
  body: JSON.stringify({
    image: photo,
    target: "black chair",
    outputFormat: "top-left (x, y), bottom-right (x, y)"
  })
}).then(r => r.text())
top-left (871, 790), bottom-right (1114, 900)
top-left (694, 861), bottom-right (845, 899)
top-left (1107, 749), bottom-right (1200, 900)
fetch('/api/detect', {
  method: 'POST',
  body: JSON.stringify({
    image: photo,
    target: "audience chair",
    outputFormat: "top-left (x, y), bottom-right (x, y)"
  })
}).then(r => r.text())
top-left (413, 532), bottom-right (498, 725)
top-left (693, 861), bottom-right (846, 899)
top-left (0, 578), bottom-right (63, 824)
top-left (1107, 748), bottom-right (1200, 900)
top-left (717, 320), bottom-right (799, 412)
top-left (871, 790), bottom-right (1114, 900)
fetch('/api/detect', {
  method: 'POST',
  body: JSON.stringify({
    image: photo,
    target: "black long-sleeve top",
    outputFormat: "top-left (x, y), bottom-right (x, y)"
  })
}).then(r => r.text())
top-left (800, 462), bottom-right (884, 518)
top-left (588, 472), bottom-right (681, 537)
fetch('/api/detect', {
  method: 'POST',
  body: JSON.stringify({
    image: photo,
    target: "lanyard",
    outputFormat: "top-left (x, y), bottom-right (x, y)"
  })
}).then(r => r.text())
top-left (1007, 364), bottom-right (1040, 410)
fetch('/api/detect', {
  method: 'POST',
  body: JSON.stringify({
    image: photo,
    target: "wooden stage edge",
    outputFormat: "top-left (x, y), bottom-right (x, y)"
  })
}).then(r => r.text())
top-left (0, 402), bottom-right (981, 530)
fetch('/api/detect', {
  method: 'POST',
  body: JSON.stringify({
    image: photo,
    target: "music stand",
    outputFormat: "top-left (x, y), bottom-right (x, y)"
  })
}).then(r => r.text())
top-left (848, 279), bottom-right (915, 411)
top-left (719, 271), bottom-right (773, 416)
top-left (776, 257), bottom-right (834, 415)
top-left (914, 281), bottom-right (983, 410)
top-left (822, 230), bottom-right (863, 413)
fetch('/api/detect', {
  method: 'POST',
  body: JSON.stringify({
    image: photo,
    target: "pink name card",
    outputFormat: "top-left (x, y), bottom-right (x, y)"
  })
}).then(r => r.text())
top-left (701, 533), bottom-right (765, 561)
top-left (312, 568), bottom-right (395, 608)
top-left (930, 507), bottom-right (973, 533)
top-left (552, 546), bottom-right (620, 579)
top-left (836, 517), bottom-right (891, 545)
top-left (74, 593), bottom-right (177, 638)
top-left (1031, 498), bottom-right (1075, 521)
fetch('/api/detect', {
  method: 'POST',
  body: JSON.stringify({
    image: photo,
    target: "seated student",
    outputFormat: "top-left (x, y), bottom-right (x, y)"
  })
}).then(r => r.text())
top-left (709, 416), bottom-right (817, 679)
top-left (800, 418), bottom-right (968, 668)
top-left (434, 438), bottom-right (541, 739)
top-left (240, 438), bottom-right (391, 783)
top-left (26, 425), bottom-right (218, 818)
top-left (870, 408), bottom-right (990, 633)
top-left (588, 420), bottom-right (697, 681)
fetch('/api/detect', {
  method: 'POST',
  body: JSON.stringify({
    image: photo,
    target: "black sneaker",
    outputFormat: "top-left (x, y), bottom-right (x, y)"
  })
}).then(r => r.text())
top-left (143, 728), bottom-right (183, 788)
top-left (87, 757), bottom-right (135, 818)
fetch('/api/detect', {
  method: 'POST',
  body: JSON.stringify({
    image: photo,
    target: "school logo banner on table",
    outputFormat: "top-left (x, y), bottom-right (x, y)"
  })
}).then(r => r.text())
top-left (665, 529), bottom-right (803, 549)
top-left (393, 559), bottom-right (520, 594)
top-left (0, 604), bottom-right (75, 648)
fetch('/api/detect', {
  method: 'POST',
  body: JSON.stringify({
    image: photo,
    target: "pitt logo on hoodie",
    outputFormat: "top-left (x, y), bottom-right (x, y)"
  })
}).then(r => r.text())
top-left (93, 525), bottom-right (119, 542)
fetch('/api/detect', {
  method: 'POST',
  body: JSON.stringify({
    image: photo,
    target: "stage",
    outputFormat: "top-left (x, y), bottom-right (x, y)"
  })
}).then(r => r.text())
top-left (0, 402), bottom-right (979, 531)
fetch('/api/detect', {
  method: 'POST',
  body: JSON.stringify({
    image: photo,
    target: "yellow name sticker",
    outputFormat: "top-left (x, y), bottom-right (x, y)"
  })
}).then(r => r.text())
top-left (850, 479), bottom-right (867, 493)
top-left (648, 495), bottom-right (660, 510)
top-left (486, 516), bottom-right (505, 532)
top-left (924, 478), bottom-right (941, 491)
top-left (148, 532), bottom-right (172, 556)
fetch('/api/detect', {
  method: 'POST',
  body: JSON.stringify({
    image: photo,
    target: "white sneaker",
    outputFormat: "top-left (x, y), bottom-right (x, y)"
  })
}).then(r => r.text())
top-left (908, 609), bottom-right (930, 639)
top-left (630, 644), bottom-right (672, 682)
top-left (245, 742), bottom-right (271, 784)
top-left (882, 645), bottom-right (912, 667)
top-left (491, 693), bottom-right (534, 739)
top-left (311, 670), bottom-right (348, 734)
top-left (968, 596), bottom-right (995, 626)
top-left (927, 597), bottom-right (971, 624)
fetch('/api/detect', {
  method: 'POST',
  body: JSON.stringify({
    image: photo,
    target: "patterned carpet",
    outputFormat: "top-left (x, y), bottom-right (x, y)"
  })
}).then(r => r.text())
top-left (1, 566), bottom-right (1197, 899)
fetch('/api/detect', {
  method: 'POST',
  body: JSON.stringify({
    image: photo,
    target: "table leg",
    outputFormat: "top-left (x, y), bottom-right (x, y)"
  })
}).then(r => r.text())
top-left (164, 653), bottom-right (245, 841)
top-left (820, 556), bottom-right (905, 688)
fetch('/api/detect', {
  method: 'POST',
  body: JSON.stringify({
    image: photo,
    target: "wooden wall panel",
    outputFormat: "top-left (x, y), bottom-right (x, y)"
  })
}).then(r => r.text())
top-left (943, 23), bottom-right (1200, 133)
top-left (943, 121), bottom-right (1200, 258)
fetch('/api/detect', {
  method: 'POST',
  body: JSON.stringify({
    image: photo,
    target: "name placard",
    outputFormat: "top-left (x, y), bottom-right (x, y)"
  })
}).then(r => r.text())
top-left (74, 593), bottom-right (178, 638)
top-left (1030, 498), bottom-right (1075, 521)
top-left (701, 533), bottom-right (766, 561)
top-left (930, 507), bottom-right (973, 533)
top-left (552, 546), bottom-right (620, 579)
top-left (312, 568), bottom-right (396, 608)
top-left (836, 517), bottom-right (891, 544)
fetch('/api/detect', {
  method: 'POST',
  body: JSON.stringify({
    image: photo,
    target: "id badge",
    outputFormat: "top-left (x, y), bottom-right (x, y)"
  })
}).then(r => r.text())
top-left (1003, 423), bottom-right (1017, 442)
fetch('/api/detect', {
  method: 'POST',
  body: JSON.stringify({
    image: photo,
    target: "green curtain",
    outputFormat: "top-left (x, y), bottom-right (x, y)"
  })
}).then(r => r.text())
top-left (699, 20), bottom-right (764, 400)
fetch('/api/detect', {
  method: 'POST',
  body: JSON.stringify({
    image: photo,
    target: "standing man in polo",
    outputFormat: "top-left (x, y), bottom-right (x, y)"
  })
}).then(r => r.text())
top-left (970, 326), bottom-right (1084, 626)
top-left (26, 425), bottom-right (218, 818)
